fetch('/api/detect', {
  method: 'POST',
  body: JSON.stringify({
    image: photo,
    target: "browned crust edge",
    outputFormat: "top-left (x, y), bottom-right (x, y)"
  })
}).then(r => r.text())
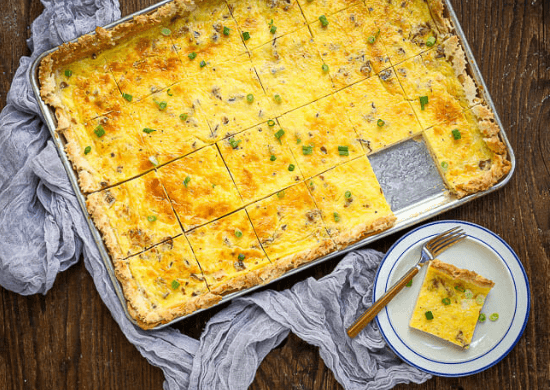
top-left (332, 214), bottom-right (397, 250)
top-left (86, 191), bottom-right (124, 260)
top-left (430, 259), bottom-right (495, 289)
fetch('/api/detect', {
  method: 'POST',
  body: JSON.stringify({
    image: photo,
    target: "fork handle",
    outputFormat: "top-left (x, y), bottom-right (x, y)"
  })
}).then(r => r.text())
top-left (347, 265), bottom-right (420, 338)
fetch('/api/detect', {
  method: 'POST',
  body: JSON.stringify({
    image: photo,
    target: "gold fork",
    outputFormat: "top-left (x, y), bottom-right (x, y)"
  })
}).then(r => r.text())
top-left (346, 227), bottom-right (467, 338)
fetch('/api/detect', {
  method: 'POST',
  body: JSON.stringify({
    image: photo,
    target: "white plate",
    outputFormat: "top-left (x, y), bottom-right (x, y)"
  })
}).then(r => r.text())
top-left (374, 220), bottom-right (530, 377)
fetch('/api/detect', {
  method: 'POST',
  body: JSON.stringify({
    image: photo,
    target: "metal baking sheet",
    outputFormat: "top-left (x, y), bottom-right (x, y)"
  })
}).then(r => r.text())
top-left (29, 0), bottom-right (515, 329)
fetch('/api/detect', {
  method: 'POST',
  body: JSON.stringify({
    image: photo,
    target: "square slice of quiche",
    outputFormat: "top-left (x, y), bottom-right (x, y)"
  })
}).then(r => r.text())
top-left (186, 209), bottom-right (271, 295)
top-left (409, 259), bottom-right (495, 349)
top-left (307, 156), bottom-right (395, 248)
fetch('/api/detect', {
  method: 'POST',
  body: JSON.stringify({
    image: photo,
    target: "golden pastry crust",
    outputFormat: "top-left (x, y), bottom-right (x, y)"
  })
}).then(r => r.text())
top-left (430, 259), bottom-right (495, 289)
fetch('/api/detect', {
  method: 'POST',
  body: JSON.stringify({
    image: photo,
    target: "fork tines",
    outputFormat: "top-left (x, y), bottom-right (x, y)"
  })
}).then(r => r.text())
top-left (427, 227), bottom-right (467, 257)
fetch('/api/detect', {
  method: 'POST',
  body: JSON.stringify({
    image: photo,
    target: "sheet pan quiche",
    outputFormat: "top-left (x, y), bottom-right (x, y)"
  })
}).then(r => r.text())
top-left (39, 0), bottom-right (511, 328)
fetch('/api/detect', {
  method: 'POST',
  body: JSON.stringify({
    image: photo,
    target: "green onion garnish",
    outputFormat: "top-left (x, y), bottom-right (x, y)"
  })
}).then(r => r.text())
top-left (229, 138), bottom-right (241, 149)
top-left (270, 155), bottom-right (276, 161)
top-left (188, 52), bottom-right (197, 60)
top-left (322, 63), bottom-right (329, 72)
top-left (377, 119), bottom-right (385, 127)
top-left (147, 215), bottom-right (157, 222)
top-left (489, 313), bottom-right (499, 321)
top-left (235, 229), bottom-right (243, 238)
top-left (426, 36), bottom-right (436, 47)
top-left (84, 146), bottom-right (91, 155)
top-left (345, 190), bottom-right (351, 199)
top-left (223, 26), bottom-right (230, 36)
top-left (161, 28), bottom-right (171, 36)
top-left (478, 313), bottom-right (486, 322)
top-left (419, 95), bottom-right (429, 110)
top-left (302, 145), bottom-right (313, 155)
top-left (167, 89), bottom-right (173, 96)
top-left (238, 253), bottom-right (245, 261)
top-left (122, 93), bottom-right (133, 102)
top-left (338, 145), bottom-right (349, 156)
top-left (64, 70), bottom-right (72, 78)
top-left (425, 311), bottom-right (434, 320)
top-left (200, 60), bottom-right (207, 68)
top-left (273, 94), bottom-right (282, 103)
top-left (454, 285), bottom-right (465, 292)
top-left (405, 280), bottom-right (413, 287)
top-left (242, 31), bottom-right (251, 41)
top-left (183, 175), bottom-right (191, 188)
top-left (319, 15), bottom-right (329, 27)
top-left (296, 138), bottom-right (301, 144)
top-left (288, 164), bottom-right (295, 171)
top-left (367, 36), bottom-right (375, 44)
top-left (277, 190), bottom-right (285, 198)
top-left (143, 128), bottom-right (157, 134)
top-left (267, 119), bottom-right (276, 127)
top-left (476, 295), bottom-right (485, 305)
top-left (171, 280), bottom-right (180, 289)
top-left (442, 297), bottom-right (451, 305)
top-left (464, 289), bottom-right (473, 299)
top-left (180, 113), bottom-right (188, 121)
top-left (246, 93), bottom-right (254, 103)
top-left (333, 212), bottom-right (340, 222)
top-left (149, 156), bottom-right (159, 166)
top-left (452, 129), bottom-right (462, 140)
top-left (156, 101), bottom-right (168, 110)
top-left (441, 161), bottom-right (449, 169)
top-left (94, 125), bottom-right (105, 137)
top-left (270, 25), bottom-right (277, 34)
top-left (274, 129), bottom-right (285, 140)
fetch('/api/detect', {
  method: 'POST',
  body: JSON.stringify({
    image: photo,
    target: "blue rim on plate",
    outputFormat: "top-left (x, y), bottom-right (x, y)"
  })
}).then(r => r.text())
top-left (373, 220), bottom-right (530, 377)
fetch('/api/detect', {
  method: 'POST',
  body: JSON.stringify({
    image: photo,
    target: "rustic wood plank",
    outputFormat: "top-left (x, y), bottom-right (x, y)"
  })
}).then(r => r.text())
top-left (0, 0), bottom-right (548, 389)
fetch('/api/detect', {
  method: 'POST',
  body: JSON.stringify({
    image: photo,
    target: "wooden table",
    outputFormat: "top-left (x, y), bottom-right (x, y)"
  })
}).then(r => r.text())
top-left (1, 0), bottom-right (548, 389)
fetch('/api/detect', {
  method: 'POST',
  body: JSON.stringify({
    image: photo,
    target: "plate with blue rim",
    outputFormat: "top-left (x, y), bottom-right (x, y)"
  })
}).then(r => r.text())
top-left (374, 220), bottom-right (530, 377)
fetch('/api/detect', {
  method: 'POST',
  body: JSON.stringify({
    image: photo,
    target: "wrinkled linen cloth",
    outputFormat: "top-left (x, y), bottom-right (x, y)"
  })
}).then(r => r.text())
top-left (0, 0), bottom-right (432, 389)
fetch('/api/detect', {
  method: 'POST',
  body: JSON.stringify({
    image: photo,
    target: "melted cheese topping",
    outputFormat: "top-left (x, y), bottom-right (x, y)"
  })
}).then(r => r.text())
top-left (308, 156), bottom-right (393, 247)
top-left (424, 109), bottom-right (496, 191)
top-left (338, 73), bottom-right (421, 153)
top-left (186, 209), bottom-right (270, 293)
top-left (126, 236), bottom-right (209, 310)
top-left (88, 170), bottom-right (181, 259)
top-left (157, 145), bottom-right (243, 231)
top-left (277, 94), bottom-right (363, 178)
top-left (246, 182), bottom-right (335, 264)
top-left (218, 124), bottom-right (302, 203)
top-left (251, 27), bottom-right (334, 115)
top-left (227, 0), bottom-right (306, 50)
top-left (410, 260), bottom-right (494, 348)
top-left (298, 0), bottom-right (360, 23)
top-left (192, 54), bottom-right (273, 140)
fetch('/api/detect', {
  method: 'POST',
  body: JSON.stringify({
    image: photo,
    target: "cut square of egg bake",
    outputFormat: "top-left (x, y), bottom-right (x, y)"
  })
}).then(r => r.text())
top-left (409, 259), bottom-right (495, 349)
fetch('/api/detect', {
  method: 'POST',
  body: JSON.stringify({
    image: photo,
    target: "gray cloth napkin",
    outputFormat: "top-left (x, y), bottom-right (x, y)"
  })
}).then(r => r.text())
top-left (0, 0), bottom-right (432, 388)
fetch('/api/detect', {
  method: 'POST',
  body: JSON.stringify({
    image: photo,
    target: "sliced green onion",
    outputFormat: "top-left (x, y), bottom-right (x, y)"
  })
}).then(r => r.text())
top-left (183, 175), bottom-right (191, 188)
top-left (235, 229), bottom-right (243, 238)
top-left (377, 119), bottom-right (385, 127)
top-left (464, 289), bottom-right (473, 299)
top-left (277, 190), bottom-right (285, 198)
top-left (319, 15), bottom-right (329, 27)
top-left (270, 154), bottom-right (277, 161)
top-left (161, 28), bottom-right (171, 36)
top-left (238, 253), bottom-right (245, 261)
top-left (274, 129), bottom-right (285, 140)
top-left (147, 215), bottom-right (157, 222)
top-left (246, 93), bottom-right (254, 103)
top-left (405, 280), bottom-right (413, 287)
top-left (200, 60), bottom-right (207, 68)
top-left (212, 183), bottom-right (216, 188)
top-left (267, 119), bottom-right (276, 127)
top-left (302, 145), bottom-right (313, 155)
top-left (229, 138), bottom-right (241, 149)
top-left (419, 95), bottom-right (429, 110)
top-left (156, 101), bottom-right (168, 110)
top-left (180, 113), bottom-right (188, 121)
top-left (442, 297), bottom-right (451, 305)
top-left (122, 93), bottom-right (133, 102)
top-left (367, 36), bottom-right (375, 44)
top-left (167, 89), bottom-right (173, 96)
top-left (452, 129), bottom-right (462, 140)
top-left (242, 31), bottom-right (251, 41)
top-left (478, 313), bottom-right (486, 322)
top-left (270, 25), bottom-right (277, 34)
top-left (84, 146), bottom-right (92, 155)
top-left (64, 69), bottom-right (72, 78)
top-left (188, 52), bottom-right (197, 60)
top-left (143, 128), bottom-right (157, 134)
top-left (426, 36), bottom-right (436, 47)
top-left (288, 164), bottom-right (295, 171)
top-left (338, 145), bottom-right (349, 156)
top-left (476, 295), bottom-right (485, 305)
top-left (296, 138), bottom-right (301, 144)
top-left (322, 63), bottom-right (329, 72)
top-left (171, 280), bottom-right (180, 289)
top-left (345, 190), bottom-right (352, 199)
top-left (425, 311), bottom-right (434, 320)
top-left (94, 125), bottom-right (105, 137)
top-left (454, 285), bottom-right (465, 292)
top-left (273, 94), bottom-right (282, 103)
top-left (149, 156), bottom-right (159, 166)
top-left (333, 212), bottom-right (340, 222)
top-left (489, 313), bottom-right (499, 321)
top-left (441, 161), bottom-right (449, 169)
top-left (223, 26), bottom-right (230, 36)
